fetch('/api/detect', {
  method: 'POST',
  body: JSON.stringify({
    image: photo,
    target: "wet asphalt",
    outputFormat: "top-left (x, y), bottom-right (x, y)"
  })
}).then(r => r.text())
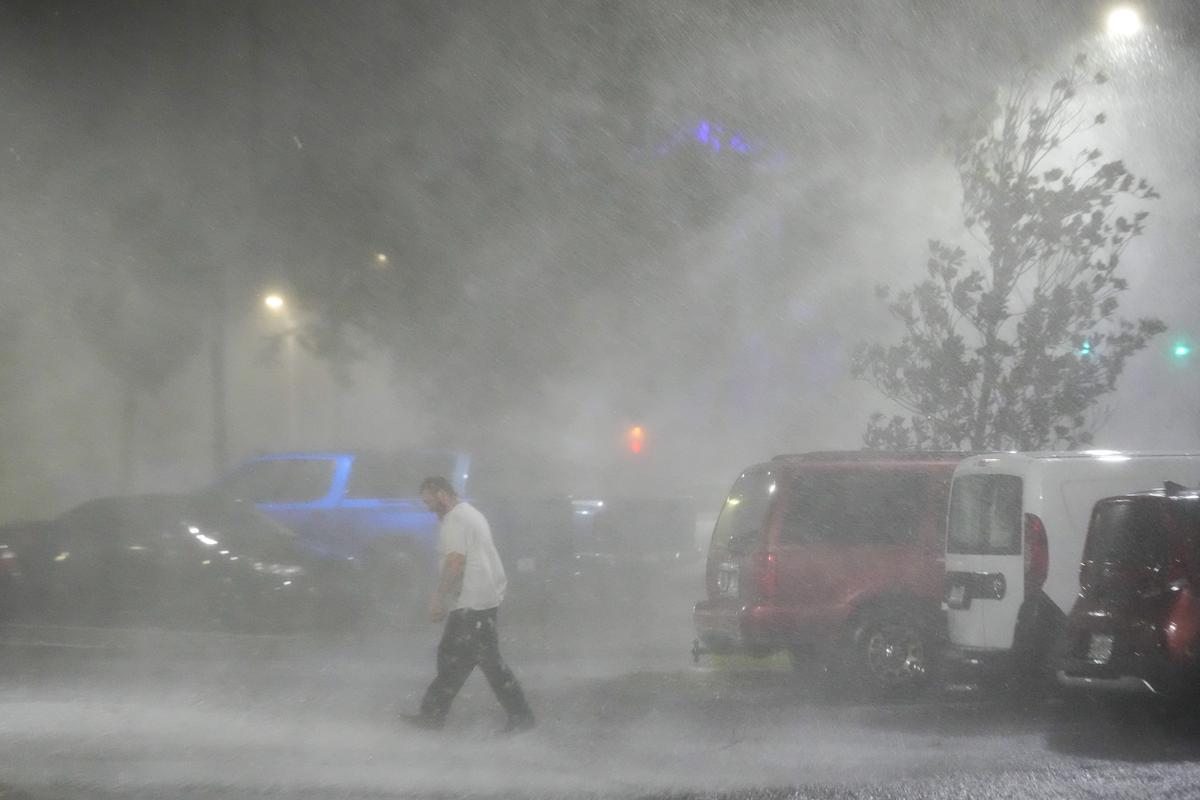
top-left (2, 578), bottom-right (1200, 799)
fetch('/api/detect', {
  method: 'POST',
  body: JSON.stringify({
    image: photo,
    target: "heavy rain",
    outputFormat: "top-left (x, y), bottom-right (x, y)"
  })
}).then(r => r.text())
top-left (2, 2), bottom-right (1200, 799)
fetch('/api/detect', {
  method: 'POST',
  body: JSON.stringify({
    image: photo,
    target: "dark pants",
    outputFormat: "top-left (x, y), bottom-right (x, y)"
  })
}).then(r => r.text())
top-left (419, 607), bottom-right (532, 723)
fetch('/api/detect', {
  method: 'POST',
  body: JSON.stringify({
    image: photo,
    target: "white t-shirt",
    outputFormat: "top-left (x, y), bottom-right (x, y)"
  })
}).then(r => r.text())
top-left (439, 501), bottom-right (507, 611)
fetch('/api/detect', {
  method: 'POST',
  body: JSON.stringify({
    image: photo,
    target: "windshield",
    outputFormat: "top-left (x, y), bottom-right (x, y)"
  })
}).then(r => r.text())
top-left (1085, 498), bottom-right (1170, 567)
top-left (947, 474), bottom-right (1023, 555)
top-left (184, 495), bottom-right (302, 562)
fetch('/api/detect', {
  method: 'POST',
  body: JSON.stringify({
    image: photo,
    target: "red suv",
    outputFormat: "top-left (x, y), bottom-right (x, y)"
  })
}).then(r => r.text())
top-left (692, 451), bottom-right (967, 695)
top-left (1057, 483), bottom-right (1200, 699)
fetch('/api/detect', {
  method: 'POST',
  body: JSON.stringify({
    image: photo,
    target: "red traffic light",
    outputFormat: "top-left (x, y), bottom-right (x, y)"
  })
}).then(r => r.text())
top-left (626, 425), bottom-right (645, 454)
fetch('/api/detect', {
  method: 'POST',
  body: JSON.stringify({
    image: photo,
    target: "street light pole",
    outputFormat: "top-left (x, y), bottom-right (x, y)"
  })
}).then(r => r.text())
top-left (210, 275), bottom-right (229, 477)
top-left (284, 331), bottom-right (298, 447)
top-left (264, 292), bottom-right (298, 447)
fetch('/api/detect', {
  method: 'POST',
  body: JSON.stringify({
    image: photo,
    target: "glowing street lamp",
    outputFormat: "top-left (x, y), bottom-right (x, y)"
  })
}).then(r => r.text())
top-left (1106, 6), bottom-right (1143, 38)
top-left (373, 252), bottom-right (389, 267)
top-left (263, 293), bottom-right (286, 313)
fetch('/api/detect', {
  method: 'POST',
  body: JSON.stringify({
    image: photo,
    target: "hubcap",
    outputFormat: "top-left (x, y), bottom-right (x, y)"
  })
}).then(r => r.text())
top-left (865, 623), bottom-right (926, 688)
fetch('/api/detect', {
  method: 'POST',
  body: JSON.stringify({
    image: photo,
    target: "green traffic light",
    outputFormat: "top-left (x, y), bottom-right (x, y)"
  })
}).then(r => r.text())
top-left (1174, 343), bottom-right (1191, 358)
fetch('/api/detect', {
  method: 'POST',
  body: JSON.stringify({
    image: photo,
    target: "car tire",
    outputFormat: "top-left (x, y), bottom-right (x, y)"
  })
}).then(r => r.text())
top-left (845, 608), bottom-right (935, 698)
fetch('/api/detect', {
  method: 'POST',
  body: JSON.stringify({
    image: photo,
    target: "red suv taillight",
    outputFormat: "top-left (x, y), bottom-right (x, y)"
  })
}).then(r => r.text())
top-left (1024, 513), bottom-right (1048, 596)
top-left (751, 551), bottom-right (778, 599)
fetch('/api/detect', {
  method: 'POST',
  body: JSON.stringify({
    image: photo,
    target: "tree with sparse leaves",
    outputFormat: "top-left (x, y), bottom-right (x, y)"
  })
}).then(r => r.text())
top-left (852, 55), bottom-right (1165, 451)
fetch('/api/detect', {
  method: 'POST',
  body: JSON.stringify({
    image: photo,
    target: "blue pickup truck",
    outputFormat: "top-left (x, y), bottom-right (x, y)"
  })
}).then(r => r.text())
top-left (210, 450), bottom-right (576, 619)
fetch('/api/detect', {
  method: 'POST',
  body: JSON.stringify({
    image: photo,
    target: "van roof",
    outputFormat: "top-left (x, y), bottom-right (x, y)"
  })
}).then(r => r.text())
top-left (961, 450), bottom-right (1200, 466)
top-left (770, 450), bottom-right (970, 463)
top-left (1109, 483), bottom-right (1200, 502)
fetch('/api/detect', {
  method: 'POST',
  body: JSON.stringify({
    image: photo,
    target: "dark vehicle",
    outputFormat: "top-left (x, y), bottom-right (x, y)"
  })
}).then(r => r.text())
top-left (569, 495), bottom-right (701, 610)
top-left (693, 451), bottom-right (968, 695)
top-left (2, 494), bottom-right (359, 634)
top-left (1057, 483), bottom-right (1200, 698)
top-left (213, 450), bottom-right (578, 616)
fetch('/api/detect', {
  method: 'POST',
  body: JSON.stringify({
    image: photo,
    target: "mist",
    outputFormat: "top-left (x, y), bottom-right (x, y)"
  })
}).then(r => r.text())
top-left (3, 2), bottom-right (1200, 797)
top-left (0, 0), bottom-right (1193, 516)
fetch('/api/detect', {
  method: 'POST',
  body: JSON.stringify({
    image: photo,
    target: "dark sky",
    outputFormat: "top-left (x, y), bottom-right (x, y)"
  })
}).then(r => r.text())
top-left (1, 1), bottom-right (1198, 505)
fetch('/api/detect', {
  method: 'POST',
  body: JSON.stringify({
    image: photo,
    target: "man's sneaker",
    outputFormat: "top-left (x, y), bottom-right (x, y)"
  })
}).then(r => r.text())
top-left (398, 713), bottom-right (444, 731)
top-left (498, 714), bottom-right (535, 735)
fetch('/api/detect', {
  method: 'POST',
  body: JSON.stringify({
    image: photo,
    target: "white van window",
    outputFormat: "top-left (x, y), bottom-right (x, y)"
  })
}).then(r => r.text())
top-left (780, 471), bottom-right (924, 545)
top-left (947, 474), bottom-right (1022, 555)
top-left (711, 470), bottom-right (774, 551)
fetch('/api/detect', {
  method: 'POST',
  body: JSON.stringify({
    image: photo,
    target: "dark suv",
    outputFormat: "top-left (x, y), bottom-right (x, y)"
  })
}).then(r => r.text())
top-left (1057, 484), bottom-right (1200, 698)
top-left (692, 451), bottom-right (967, 695)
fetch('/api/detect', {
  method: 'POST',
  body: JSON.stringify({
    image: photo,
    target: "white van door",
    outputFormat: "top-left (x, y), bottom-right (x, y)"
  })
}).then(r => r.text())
top-left (944, 473), bottom-right (1025, 650)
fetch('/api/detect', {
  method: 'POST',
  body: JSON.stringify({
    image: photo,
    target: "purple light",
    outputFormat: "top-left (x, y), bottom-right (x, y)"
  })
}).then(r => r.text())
top-left (653, 120), bottom-right (761, 160)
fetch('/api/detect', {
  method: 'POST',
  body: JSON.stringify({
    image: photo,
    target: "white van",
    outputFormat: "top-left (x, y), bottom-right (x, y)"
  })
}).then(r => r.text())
top-left (942, 451), bottom-right (1200, 683)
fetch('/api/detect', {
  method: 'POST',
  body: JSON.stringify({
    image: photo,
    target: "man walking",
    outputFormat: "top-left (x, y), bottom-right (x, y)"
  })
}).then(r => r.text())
top-left (401, 476), bottom-right (535, 733)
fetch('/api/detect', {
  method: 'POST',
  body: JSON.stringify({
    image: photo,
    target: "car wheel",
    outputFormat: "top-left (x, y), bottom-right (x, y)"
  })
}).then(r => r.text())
top-left (849, 610), bottom-right (934, 697)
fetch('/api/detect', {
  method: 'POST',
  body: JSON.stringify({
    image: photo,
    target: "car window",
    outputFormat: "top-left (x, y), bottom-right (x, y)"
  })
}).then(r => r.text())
top-left (780, 470), bottom-right (925, 545)
top-left (947, 474), bottom-right (1023, 555)
top-left (1085, 498), bottom-right (1168, 567)
top-left (344, 452), bottom-right (460, 499)
top-left (710, 469), bottom-right (775, 552)
top-left (218, 459), bottom-right (337, 504)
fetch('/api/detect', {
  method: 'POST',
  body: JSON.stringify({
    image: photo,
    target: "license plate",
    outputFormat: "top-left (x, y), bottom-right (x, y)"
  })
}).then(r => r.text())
top-left (717, 564), bottom-right (739, 596)
top-left (946, 583), bottom-right (967, 609)
top-left (1088, 633), bottom-right (1114, 664)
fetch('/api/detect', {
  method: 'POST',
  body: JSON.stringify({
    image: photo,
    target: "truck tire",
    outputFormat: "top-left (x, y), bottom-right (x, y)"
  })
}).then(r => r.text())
top-left (844, 607), bottom-right (936, 698)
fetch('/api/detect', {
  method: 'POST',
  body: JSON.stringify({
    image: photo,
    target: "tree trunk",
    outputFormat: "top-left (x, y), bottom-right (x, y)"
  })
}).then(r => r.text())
top-left (972, 331), bottom-right (1000, 451)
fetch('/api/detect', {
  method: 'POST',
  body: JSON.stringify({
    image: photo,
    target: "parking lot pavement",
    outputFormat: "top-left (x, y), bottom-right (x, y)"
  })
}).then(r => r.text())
top-left (4, 627), bottom-right (1200, 800)
top-left (6, 583), bottom-right (1200, 800)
